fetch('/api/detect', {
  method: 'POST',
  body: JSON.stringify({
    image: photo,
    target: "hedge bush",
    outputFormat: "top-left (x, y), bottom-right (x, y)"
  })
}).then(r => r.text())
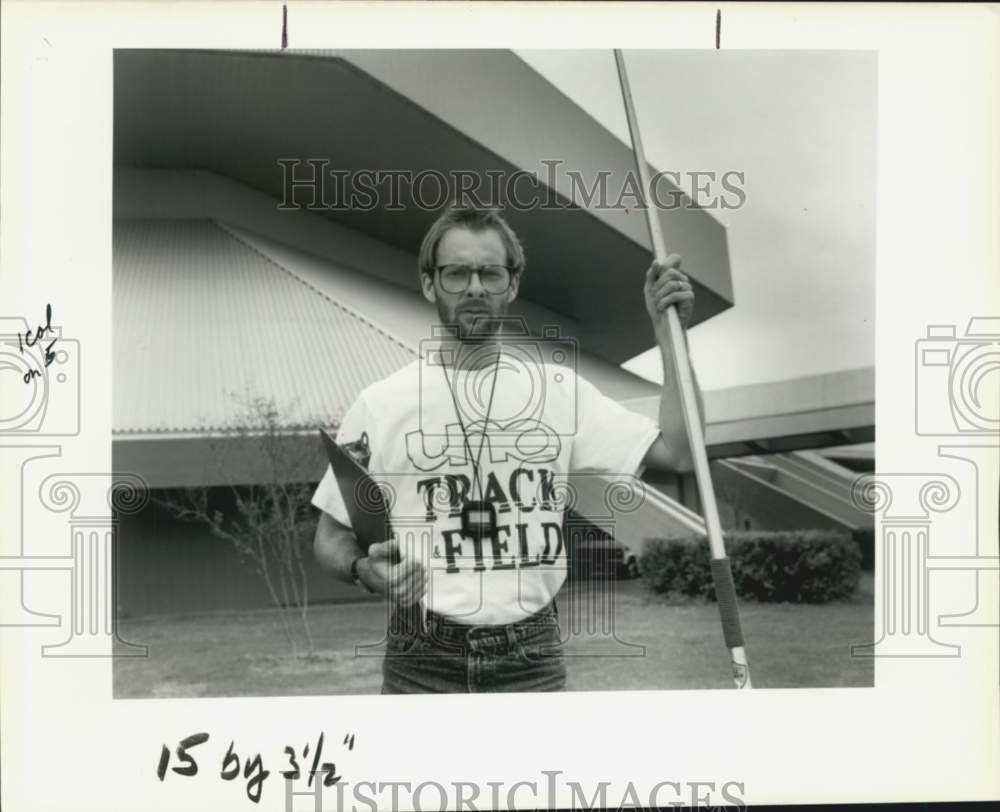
top-left (851, 527), bottom-right (875, 571)
top-left (639, 529), bottom-right (862, 603)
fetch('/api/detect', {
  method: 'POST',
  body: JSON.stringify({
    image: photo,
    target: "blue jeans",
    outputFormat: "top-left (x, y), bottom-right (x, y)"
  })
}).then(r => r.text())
top-left (381, 601), bottom-right (566, 694)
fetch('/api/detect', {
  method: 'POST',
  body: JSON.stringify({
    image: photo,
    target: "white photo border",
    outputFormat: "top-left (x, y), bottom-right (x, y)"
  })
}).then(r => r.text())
top-left (1, 2), bottom-right (998, 809)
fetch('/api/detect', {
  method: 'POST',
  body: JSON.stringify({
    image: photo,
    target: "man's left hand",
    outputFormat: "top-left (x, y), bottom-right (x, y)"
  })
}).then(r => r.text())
top-left (644, 254), bottom-right (695, 331)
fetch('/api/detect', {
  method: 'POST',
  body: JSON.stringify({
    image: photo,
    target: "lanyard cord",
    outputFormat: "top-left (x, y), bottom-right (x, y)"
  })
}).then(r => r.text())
top-left (440, 350), bottom-right (501, 503)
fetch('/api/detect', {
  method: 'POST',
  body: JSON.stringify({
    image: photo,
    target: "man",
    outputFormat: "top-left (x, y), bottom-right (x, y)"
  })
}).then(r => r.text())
top-left (312, 206), bottom-right (702, 693)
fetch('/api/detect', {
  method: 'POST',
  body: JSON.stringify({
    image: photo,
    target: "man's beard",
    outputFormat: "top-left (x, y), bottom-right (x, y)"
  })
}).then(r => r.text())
top-left (441, 302), bottom-right (504, 341)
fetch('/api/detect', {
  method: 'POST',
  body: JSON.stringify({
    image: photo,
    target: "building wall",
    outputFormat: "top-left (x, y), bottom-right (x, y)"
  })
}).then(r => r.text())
top-left (116, 488), bottom-right (362, 618)
top-left (118, 488), bottom-right (641, 617)
top-left (708, 461), bottom-right (849, 533)
top-left (659, 465), bottom-right (852, 535)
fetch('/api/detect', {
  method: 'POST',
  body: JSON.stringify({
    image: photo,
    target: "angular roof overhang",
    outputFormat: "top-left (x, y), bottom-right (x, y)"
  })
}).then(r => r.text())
top-left (113, 48), bottom-right (734, 366)
top-left (622, 366), bottom-right (875, 460)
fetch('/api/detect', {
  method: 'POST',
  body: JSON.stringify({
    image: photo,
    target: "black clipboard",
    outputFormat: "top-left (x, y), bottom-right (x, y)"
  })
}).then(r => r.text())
top-left (319, 428), bottom-right (392, 553)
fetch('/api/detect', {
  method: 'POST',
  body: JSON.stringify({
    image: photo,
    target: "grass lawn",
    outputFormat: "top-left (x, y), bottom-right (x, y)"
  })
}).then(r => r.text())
top-left (114, 574), bottom-right (873, 698)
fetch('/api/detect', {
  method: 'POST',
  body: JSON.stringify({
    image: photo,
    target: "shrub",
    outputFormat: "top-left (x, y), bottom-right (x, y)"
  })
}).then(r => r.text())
top-left (639, 529), bottom-right (862, 603)
top-left (851, 527), bottom-right (875, 571)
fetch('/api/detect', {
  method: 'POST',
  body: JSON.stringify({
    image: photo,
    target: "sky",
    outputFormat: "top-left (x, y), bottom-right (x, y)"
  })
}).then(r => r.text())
top-left (515, 50), bottom-right (876, 392)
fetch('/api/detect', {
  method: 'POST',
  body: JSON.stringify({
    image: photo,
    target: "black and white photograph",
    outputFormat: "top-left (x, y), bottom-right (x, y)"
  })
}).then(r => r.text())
top-left (109, 47), bottom-right (875, 698)
top-left (1, 3), bottom-right (997, 811)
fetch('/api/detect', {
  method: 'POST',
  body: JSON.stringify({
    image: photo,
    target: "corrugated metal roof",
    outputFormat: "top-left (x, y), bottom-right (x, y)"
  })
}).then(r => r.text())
top-left (113, 219), bottom-right (416, 434)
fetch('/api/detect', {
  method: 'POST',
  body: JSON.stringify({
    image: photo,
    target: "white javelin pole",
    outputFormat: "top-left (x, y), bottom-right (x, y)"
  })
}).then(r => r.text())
top-left (614, 50), bottom-right (751, 689)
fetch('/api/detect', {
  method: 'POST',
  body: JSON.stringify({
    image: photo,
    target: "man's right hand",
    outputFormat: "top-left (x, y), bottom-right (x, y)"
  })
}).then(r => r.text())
top-left (362, 538), bottom-right (428, 606)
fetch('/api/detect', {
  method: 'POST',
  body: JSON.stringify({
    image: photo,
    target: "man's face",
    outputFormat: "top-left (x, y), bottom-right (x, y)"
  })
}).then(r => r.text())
top-left (420, 226), bottom-right (520, 339)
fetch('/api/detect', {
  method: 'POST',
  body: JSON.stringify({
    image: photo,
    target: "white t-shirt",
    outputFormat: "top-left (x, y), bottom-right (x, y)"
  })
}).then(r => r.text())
top-left (311, 350), bottom-right (660, 625)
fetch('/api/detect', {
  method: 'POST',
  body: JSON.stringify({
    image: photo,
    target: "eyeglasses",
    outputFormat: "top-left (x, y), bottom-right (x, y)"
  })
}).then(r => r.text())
top-left (435, 264), bottom-right (513, 294)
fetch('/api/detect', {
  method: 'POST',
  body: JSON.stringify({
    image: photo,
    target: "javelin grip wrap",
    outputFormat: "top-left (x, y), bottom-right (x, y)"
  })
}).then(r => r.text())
top-left (710, 557), bottom-right (744, 649)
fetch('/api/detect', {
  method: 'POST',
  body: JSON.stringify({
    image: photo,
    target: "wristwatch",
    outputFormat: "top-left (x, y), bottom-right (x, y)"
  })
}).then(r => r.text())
top-left (350, 555), bottom-right (375, 594)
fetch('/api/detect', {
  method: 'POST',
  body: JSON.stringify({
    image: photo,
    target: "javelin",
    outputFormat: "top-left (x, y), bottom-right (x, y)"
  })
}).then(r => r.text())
top-left (614, 50), bottom-right (752, 689)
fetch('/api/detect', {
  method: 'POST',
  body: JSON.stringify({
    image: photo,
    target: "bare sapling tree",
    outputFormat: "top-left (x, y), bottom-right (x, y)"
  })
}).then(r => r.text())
top-left (158, 393), bottom-right (331, 658)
